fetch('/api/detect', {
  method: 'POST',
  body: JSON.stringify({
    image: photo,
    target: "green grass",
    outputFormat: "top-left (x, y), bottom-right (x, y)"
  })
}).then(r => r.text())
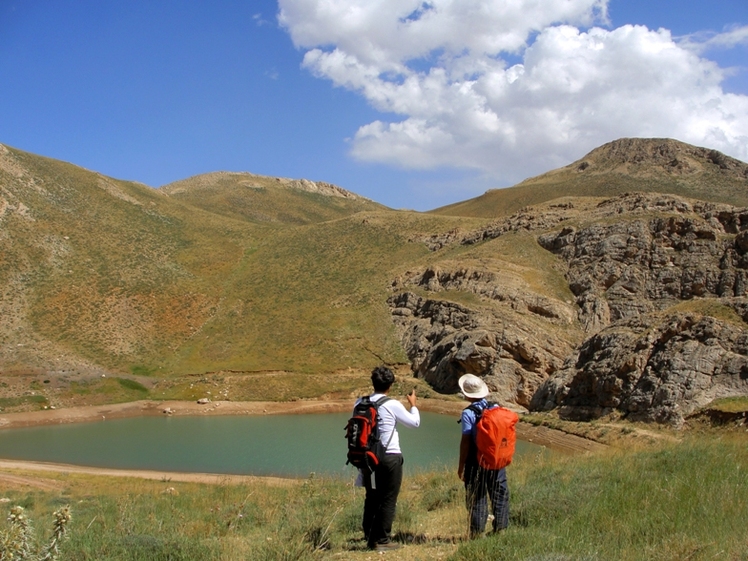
top-left (128, 365), bottom-right (155, 377)
top-left (116, 378), bottom-right (148, 393)
top-left (0, 394), bottom-right (48, 409)
top-left (2, 436), bottom-right (746, 560)
top-left (706, 396), bottom-right (748, 414)
top-left (59, 378), bottom-right (150, 405)
top-left (454, 437), bottom-right (748, 561)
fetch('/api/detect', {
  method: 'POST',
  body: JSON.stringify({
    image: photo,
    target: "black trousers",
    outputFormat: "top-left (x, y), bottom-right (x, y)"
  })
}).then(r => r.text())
top-left (362, 453), bottom-right (403, 546)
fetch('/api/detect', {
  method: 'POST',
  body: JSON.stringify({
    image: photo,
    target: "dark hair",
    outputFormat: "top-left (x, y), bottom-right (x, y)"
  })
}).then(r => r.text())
top-left (371, 366), bottom-right (395, 392)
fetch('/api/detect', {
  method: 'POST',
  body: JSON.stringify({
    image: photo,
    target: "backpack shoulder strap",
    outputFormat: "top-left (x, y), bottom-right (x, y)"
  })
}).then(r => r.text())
top-left (371, 395), bottom-right (392, 417)
top-left (372, 396), bottom-right (396, 452)
top-left (465, 403), bottom-right (484, 419)
top-left (373, 396), bottom-right (391, 407)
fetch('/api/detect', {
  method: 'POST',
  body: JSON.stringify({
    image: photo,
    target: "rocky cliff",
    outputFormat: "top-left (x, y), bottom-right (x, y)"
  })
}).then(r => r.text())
top-left (390, 192), bottom-right (748, 425)
top-left (531, 311), bottom-right (748, 425)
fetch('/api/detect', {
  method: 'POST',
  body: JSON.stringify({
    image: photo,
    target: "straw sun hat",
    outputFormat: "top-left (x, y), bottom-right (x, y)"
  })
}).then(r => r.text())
top-left (458, 374), bottom-right (489, 399)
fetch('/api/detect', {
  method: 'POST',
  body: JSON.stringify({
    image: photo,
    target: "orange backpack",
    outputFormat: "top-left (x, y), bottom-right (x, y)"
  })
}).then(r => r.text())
top-left (468, 402), bottom-right (519, 470)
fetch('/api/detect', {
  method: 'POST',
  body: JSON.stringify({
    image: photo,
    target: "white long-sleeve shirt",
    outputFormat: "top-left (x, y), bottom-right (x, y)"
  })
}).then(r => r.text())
top-left (356, 393), bottom-right (420, 455)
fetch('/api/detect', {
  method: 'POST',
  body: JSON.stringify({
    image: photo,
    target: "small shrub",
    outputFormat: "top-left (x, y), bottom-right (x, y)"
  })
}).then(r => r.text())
top-left (0, 505), bottom-right (71, 561)
top-left (116, 378), bottom-right (148, 393)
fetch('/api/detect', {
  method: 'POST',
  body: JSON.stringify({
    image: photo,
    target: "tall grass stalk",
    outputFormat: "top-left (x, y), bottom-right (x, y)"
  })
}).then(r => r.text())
top-left (452, 437), bottom-right (748, 561)
top-left (0, 506), bottom-right (71, 561)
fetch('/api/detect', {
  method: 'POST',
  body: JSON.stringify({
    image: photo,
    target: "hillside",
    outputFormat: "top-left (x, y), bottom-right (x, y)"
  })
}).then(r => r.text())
top-left (431, 138), bottom-right (748, 218)
top-left (161, 171), bottom-right (385, 224)
top-left (1, 139), bottom-right (748, 426)
top-left (0, 143), bottom-right (480, 401)
top-left (0, 144), bottom-right (254, 376)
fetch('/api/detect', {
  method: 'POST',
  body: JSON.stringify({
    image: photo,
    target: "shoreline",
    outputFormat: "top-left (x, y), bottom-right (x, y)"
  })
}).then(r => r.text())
top-left (0, 459), bottom-right (296, 488)
top-left (0, 399), bottom-right (605, 487)
top-left (0, 398), bottom-right (358, 429)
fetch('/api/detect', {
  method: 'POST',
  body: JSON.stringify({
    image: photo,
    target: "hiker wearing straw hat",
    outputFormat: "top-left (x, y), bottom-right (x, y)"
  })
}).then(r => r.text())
top-left (457, 373), bottom-right (515, 538)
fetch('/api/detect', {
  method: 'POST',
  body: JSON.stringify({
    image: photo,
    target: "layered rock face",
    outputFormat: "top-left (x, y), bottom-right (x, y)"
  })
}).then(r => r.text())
top-left (531, 195), bottom-right (748, 424)
top-left (388, 291), bottom-right (573, 410)
top-left (537, 194), bottom-right (748, 332)
top-left (390, 192), bottom-right (748, 424)
top-left (531, 312), bottom-right (748, 425)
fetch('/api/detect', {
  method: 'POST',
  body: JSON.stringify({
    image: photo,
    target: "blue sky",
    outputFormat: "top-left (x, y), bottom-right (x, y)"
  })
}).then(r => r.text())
top-left (1, 1), bottom-right (746, 211)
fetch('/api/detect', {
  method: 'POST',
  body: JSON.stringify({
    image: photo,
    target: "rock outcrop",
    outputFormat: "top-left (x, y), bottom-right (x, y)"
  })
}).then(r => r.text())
top-left (388, 292), bottom-right (575, 412)
top-left (391, 266), bottom-right (576, 325)
top-left (391, 192), bottom-right (748, 424)
top-left (538, 194), bottom-right (748, 333)
top-left (532, 312), bottom-right (748, 426)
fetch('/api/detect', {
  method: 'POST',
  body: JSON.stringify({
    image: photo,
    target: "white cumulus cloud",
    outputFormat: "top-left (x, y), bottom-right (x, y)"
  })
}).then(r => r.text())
top-left (278, 0), bottom-right (748, 185)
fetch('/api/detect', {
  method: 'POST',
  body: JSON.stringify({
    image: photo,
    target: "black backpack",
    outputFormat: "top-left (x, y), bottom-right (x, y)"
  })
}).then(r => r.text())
top-left (345, 396), bottom-right (391, 472)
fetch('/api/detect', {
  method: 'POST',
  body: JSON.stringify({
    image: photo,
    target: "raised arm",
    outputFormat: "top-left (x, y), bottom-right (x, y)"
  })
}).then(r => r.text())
top-left (391, 396), bottom-right (420, 428)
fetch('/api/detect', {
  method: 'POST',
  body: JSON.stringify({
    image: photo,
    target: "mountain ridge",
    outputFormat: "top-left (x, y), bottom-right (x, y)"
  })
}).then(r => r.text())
top-left (2, 138), bottom-right (748, 425)
top-left (159, 170), bottom-right (385, 225)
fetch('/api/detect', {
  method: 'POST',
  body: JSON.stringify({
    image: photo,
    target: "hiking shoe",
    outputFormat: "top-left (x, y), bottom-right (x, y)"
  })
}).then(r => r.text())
top-left (373, 541), bottom-right (401, 552)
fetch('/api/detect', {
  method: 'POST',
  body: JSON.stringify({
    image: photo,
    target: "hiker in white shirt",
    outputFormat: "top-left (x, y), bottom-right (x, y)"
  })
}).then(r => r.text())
top-left (356, 366), bottom-right (419, 552)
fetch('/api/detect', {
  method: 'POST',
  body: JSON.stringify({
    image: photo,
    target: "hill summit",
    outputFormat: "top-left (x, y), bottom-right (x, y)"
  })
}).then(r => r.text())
top-left (160, 171), bottom-right (383, 224)
top-left (432, 138), bottom-right (748, 218)
top-left (162, 171), bottom-right (365, 200)
top-left (550, 137), bottom-right (748, 179)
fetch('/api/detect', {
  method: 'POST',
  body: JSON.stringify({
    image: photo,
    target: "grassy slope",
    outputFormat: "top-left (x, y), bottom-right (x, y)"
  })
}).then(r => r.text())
top-left (1, 145), bottom-right (487, 380)
top-left (166, 210), bottom-right (425, 373)
top-left (432, 174), bottom-right (748, 219)
top-left (2, 434), bottom-right (746, 560)
top-left (1, 147), bottom-right (253, 374)
top-left (166, 211), bottom-right (488, 374)
top-left (162, 172), bottom-right (386, 225)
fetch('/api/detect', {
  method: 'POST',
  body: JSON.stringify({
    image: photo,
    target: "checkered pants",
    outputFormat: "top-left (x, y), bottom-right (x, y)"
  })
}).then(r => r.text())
top-left (464, 464), bottom-right (509, 535)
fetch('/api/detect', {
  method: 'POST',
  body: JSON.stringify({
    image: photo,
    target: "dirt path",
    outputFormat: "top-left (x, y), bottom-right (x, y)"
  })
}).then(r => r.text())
top-left (0, 398), bottom-right (605, 490)
top-left (0, 471), bottom-right (64, 491)
top-left (0, 459), bottom-right (295, 487)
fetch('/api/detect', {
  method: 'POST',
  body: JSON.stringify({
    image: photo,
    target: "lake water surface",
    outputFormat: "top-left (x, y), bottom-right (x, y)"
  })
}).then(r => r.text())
top-left (0, 412), bottom-right (543, 477)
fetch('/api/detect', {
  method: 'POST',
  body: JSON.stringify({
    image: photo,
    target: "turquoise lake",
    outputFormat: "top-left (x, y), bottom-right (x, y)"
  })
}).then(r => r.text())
top-left (0, 412), bottom-right (543, 477)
